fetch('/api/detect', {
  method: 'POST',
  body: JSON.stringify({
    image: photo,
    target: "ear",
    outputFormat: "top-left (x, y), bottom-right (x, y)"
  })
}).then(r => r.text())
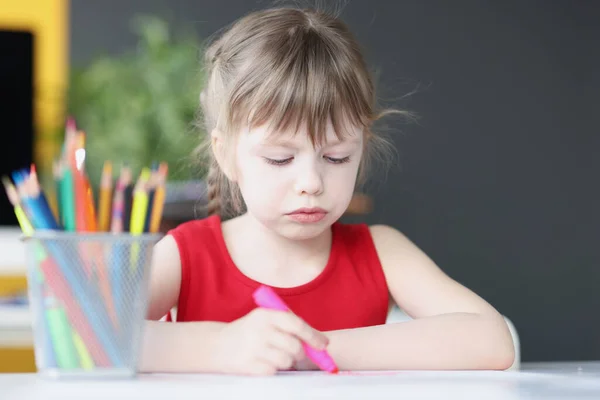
top-left (211, 129), bottom-right (237, 181)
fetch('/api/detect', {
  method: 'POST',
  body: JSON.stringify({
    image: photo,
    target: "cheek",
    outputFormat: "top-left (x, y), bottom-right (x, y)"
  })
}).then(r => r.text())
top-left (236, 158), bottom-right (287, 205)
top-left (323, 162), bottom-right (360, 209)
top-left (328, 159), bottom-right (360, 188)
top-left (338, 175), bottom-right (358, 206)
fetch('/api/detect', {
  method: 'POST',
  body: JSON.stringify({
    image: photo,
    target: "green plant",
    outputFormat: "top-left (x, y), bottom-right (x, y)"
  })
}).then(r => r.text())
top-left (67, 15), bottom-right (206, 187)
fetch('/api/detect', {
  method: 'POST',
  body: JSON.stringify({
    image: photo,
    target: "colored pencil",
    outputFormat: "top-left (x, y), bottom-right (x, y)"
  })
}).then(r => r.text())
top-left (97, 161), bottom-right (113, 232)
top-left (60, 165), bottom-right (76, 231)
top-left (29, 165), bottom-right (61, 230)
top-left (129, 169), bottom-right (151, 274)
top-left (122, 184), bottom-right (133, 232)
top-left (72, 132), bottom-right (88, 232)
top-left (52, 161), bottom-right (63, 226)
top-left (129, 168), bottom-right (151, 235)
top-left (111, 165), bottom-right (132, 234)
top-left (149, 163), bottom-right (168, 234)
top-left (143, 163), bottom-right (158, 233)
top-left (2, 176), bottom-right (34, 235)
top-left (84, 177), bottom-right (97, 232)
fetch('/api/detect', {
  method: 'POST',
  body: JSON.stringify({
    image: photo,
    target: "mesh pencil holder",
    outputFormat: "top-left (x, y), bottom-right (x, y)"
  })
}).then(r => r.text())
top-left (21, 231), bottom-right (162, 379)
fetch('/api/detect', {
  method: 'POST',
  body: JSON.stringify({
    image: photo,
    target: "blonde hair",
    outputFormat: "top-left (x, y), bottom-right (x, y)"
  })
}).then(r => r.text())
top-left (196, 7), bottom-right (405, 218)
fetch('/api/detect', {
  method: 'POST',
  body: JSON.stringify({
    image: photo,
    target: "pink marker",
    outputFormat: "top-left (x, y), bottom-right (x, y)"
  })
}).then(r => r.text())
top-left (252, 285), bottom-right (339, 374)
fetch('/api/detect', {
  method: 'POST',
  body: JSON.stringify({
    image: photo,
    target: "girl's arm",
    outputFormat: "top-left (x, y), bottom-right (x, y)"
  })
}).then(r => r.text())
top-left (324, 225), bottom-right (515, 371)
top-left (146, 235), bottom-right (182, 321)
top-left (139, 235), bottom-right (227, 373)
top-left (140, 319), bottom-right (226, 373)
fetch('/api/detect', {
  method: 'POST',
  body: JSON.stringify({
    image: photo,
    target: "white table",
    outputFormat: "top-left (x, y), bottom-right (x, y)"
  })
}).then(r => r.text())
top-left (2, 362), bottom-right (600, 400)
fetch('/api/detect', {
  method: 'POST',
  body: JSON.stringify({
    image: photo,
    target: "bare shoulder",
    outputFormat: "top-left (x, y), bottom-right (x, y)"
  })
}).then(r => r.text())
top-left (368, 224), bottom-right (428, 267)
top-left (368, 223), bottom-right (443, 277)
top-left (368, 224), bottom-right (436, 286)
top-left (368, 224), bottom-right (501, 318)
top-left (369, 224), bottom-right (415, 252)
top-left (146, 234), bottom-right (182, 320)
top-left (152, 234), bottom-right (182, 269)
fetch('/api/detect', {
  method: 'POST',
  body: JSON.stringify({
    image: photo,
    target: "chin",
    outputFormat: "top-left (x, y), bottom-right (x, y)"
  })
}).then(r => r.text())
top-left (279, 226), bottom-right (326, 240)
top-left (248, 209), bottom-right (342, 241)
top-left (276, 216), bottom-right (339, 241)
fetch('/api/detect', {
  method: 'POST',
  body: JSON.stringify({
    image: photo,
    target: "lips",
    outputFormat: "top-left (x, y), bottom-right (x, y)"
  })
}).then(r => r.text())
top-left (286, 207), bottom-right (327, 223)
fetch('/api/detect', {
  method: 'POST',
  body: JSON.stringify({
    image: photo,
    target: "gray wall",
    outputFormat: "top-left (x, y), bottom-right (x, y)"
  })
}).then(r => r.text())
top-left (71, 1), bottom-right (600, 362)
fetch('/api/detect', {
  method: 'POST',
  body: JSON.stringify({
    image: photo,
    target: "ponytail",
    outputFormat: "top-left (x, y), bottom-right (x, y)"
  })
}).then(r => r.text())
top-left (206, 156), bottom-right (222, 217)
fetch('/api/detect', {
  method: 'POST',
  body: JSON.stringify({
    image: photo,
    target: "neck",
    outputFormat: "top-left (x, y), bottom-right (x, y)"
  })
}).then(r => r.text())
top-left (223, 213), bottom-right (333, 286)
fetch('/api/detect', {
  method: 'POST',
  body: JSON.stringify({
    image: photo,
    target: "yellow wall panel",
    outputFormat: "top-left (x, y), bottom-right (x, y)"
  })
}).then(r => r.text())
top-left (0, 0), bottom-right (68, 174)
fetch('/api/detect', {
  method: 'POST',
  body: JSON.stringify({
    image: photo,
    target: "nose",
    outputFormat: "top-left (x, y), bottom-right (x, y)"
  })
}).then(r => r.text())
top-left (294, 162), bottom-right (324, 196)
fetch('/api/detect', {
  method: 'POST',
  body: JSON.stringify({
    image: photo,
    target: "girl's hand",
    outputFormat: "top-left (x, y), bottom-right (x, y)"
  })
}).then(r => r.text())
top-left (292, 356), bottom-right (320, 371)
top-left (214, 308), bottom-right (329, 375)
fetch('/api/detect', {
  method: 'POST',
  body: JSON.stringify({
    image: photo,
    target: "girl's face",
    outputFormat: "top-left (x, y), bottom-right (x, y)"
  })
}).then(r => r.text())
top-left (233, 120), bottom-right (364, 240)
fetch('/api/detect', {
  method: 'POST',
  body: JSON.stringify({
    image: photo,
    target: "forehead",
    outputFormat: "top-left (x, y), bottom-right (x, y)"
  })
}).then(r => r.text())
top-left (246, 119), bottom-right (364, 148)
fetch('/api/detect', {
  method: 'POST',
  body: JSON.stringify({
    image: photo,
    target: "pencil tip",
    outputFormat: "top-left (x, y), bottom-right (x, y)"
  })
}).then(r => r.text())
top-left (1, 175), bottom-right (12, 189)
top-left (140, 167), bottom-right (151, 181)
top-left (66, 116), bottom-right (76, 131)
top-left (11, 171), bottom-right (22, 185)
top-left (1, 176), bottom-right (19, 206)
top-left (158, 162), bottom-right (169, 177)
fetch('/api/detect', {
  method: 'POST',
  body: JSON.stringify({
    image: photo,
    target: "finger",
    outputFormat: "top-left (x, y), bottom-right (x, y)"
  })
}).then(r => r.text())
top-left (257, 346), bottom-right (295, 371)
top-left (270, 312), bottom-right (329, 350)
top-left (268, 330), bottom-right (305, 361)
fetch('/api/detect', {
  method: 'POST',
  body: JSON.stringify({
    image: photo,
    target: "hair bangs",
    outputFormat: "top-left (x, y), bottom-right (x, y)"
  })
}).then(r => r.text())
top-left (229, 25), bottom-right (373, 147)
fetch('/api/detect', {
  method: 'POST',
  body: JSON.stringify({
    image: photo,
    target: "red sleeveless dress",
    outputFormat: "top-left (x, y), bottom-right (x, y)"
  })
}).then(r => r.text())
top-left (167, 215), bottom-right (389, 331)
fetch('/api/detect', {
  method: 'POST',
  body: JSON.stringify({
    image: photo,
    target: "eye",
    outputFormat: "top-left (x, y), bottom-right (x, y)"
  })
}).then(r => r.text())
top-left (325, 156), bottom-right (350, 164)
top-left (264, 157), bottom-right (293, 166)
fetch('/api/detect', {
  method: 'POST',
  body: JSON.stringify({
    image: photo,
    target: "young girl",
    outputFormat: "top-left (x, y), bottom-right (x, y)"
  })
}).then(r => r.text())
top-left (140, 6), bottom-right (514, 375)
